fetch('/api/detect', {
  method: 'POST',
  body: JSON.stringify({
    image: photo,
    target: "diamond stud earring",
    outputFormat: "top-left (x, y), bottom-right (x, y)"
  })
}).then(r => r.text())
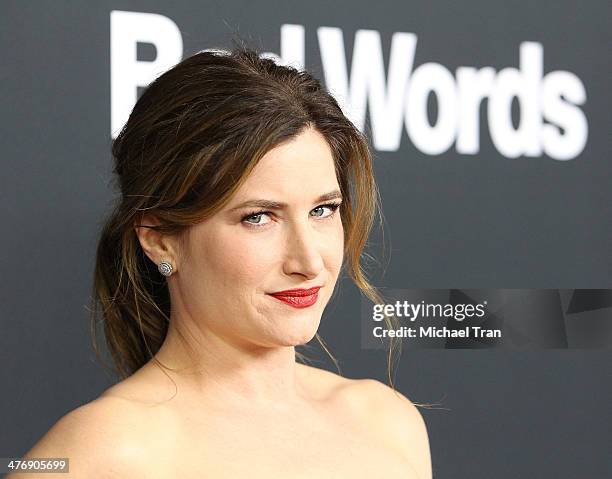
top-left (158, 260), bottom-right (174, 277)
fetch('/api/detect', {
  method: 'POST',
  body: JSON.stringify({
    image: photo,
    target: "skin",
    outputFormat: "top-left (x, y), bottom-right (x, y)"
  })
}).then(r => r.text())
top-left (15, 126), bottom-right (432, 478)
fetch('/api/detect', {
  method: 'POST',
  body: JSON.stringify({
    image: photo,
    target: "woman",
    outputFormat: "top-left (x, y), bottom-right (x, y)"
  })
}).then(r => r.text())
top-left (18, 45), bottom-right (431, 478)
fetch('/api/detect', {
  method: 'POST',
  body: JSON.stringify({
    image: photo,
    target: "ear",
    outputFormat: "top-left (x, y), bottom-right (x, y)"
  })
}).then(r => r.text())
top-left (133, 214), bottom-right (180, 271)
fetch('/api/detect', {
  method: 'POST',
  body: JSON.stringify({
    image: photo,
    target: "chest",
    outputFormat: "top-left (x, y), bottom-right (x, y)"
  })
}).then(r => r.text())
top-left (141, 412), bottom-right (419, 478)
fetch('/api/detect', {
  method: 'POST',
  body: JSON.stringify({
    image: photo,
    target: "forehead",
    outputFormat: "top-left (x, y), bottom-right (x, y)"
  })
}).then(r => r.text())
top-left (238, 127), bottom-right (338, 194)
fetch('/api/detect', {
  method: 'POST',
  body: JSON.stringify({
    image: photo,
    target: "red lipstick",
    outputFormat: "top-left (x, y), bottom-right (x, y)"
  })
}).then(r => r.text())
top-left (269, 286), bottom-right (321, 309)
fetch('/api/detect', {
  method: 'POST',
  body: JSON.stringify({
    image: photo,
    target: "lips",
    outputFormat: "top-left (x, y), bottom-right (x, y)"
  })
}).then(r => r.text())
top-left (269, 286), bottom-right (322, 309)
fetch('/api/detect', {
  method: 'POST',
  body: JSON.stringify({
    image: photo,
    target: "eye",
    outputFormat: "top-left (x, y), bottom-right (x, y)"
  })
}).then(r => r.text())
top-left (242, 211), bottom-right (272, 226)
top-left (241, 202), bottom-right (342, 228)
top-left (310, 202), bottom-right (341, 219)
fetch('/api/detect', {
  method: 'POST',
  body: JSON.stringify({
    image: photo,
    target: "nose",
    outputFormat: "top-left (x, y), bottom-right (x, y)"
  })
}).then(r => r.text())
top-left (282, 219), bottom-right (324, 280)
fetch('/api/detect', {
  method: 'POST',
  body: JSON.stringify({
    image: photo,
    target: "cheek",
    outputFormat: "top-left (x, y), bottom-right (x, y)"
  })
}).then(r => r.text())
top-left (187, 230), bottom-right (273, 324)
top-left (324, 219), bottom-right (345, 273)
top-left (204, 228), bottom-right (276, 286)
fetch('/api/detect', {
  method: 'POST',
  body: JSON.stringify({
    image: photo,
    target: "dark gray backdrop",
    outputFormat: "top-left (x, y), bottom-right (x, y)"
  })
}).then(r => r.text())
top-left (1, 1), bottom-right (610, 477)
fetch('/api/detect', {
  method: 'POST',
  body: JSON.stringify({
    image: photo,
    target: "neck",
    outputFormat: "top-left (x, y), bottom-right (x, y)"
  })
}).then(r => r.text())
top-left (150, 319), bottom-right (309, 410)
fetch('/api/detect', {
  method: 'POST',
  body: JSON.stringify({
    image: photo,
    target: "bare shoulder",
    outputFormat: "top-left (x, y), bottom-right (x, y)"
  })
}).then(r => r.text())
top-left (299, 365), bottom-right (432, 479)
top-left (341, 378), bottom-right (432, 479)
top-left (14, 396), bottom-right (151, 478)
top-left (296, 362), bottom-right (355, 399)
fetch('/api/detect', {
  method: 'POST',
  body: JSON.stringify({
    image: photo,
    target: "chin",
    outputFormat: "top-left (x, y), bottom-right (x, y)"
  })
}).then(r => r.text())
top-left (274, 321), bottom-right (320, 347)
top-left (256, 302), bottom-right (324, 346)
top-left (287, 332), bottom-right (318, 346)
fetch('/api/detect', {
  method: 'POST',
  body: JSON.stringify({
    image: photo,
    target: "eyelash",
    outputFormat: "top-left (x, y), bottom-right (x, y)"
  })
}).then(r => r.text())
top-left (241, 202), bottom-right (342, 228)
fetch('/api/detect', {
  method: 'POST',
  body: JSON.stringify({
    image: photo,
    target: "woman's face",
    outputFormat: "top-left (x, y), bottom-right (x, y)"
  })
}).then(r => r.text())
top-left (172, 126), bottom-right (345, 349)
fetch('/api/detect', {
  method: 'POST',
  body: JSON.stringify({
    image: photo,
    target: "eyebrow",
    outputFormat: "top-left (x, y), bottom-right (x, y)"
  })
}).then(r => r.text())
top-left (229, 189), bottom-right (343, 212)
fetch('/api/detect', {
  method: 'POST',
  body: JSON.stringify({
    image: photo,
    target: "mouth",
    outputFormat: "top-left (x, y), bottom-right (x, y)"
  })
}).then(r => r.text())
top-left (268, 286), bottom-right (322, 309)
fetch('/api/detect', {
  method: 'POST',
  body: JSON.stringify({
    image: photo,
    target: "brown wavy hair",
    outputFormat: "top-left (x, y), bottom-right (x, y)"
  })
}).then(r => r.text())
top-left (90, 43), bottom-right (400, 387)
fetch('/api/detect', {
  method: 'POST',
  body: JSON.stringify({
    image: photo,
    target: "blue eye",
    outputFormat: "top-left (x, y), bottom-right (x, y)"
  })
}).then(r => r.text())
top-left (241, 202), bottom-right (341, 228)
top-left (244, 212), bottom-right (268, 225)
top-left (310, 203), bottom-right (341, 218)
